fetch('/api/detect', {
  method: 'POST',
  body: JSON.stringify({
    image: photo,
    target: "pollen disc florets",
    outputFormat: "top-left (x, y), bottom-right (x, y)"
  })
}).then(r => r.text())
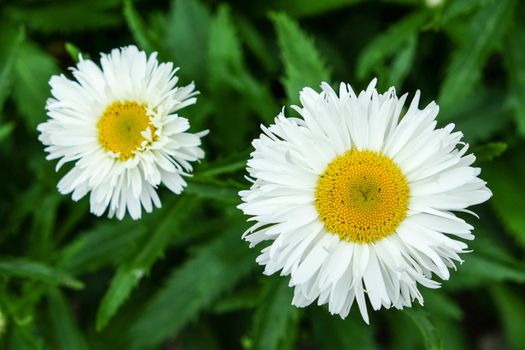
top-left (97, 101), bottom-right (156, 160)
top-left (315, 149), bottom-right (409, 243)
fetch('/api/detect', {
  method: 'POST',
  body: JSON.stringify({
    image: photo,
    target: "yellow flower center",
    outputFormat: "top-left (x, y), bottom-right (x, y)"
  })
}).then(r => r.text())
top-left (97, 101), bottom-right (155, 160)
top-left (314, 149), bottom-right (409, 243)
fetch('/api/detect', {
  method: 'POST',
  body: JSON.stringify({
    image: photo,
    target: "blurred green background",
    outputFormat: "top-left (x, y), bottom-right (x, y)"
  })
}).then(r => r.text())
top-left (0, 0), bottom-right (524, 348)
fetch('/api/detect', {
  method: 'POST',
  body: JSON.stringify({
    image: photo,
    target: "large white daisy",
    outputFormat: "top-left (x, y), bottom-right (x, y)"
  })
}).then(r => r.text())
top-left (38, 45), bottom-right (206, 220)
top-left (239, 79), bottom-right (492, 323)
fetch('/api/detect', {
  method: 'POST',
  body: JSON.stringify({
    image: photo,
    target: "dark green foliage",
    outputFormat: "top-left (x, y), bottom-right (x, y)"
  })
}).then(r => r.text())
top-left (0, 0), bottom-right (524, 349)
top-left (491, 286), bottom-right (525, 349)
top-left (310, 307), bottom-right (378, 350)
top-left (127, 219), bottom-right (257, 349)
top-left (404, 309), bottom-right (444, 350)
top-left (356, 11), bottom-right (428, 84)
top-left (504, 23), bottom-right (525, 137)
top-left (438, 0), bottom-right (515, 118)
top-left (0, 25), bottom-right (24, 111)
top-left (0, 258), bottom-right (83, 289)
top-left (472, 142), bottom-right (507, 163)
top-left (95, 196), bottom-right (199, 330)
top-left (165, 0), bottom-right (212, 82)
top-left (246, 278), bottom-right (300, 350)
top-left (12, 41), bottom-right (60, 130)
top-left (123, 0), bottom-right (160, 54)
top-left (5, 0), bottom-right (122, 34)
top-left (47, 288), bottom-right (90, 350)
top-left (208, 5), bottom-right (277, 123)
top-left (271, 12), bottom-right (331, 104)
top-left (484, 146), bottom-right (525, 249)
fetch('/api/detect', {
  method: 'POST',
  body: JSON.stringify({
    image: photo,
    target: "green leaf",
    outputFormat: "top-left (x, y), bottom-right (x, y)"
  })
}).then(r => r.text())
top-left (439, 0), bottom-right (483, 25)
top-left (247, 278), bottom-right (299, 350)
top-left (472, 142), bottom-right (507, 163)
top-left (483, 147), bottom-right (525, 248)
top-left (236, 16), bottom-right (278, 73)
top-left (457, 254), bottom-right (525, 287)
top-left (47, 288), bottom-right (89, 350)
top-left (95, 196), bottom-right (197, 331)
top-left (12, 41), bottom-right (59, 130)
top-left (29, 192), bottom-right (62, 258)
top-left (208, 5), bottom-right (243, 77)
top-left (389, 311), bottom-right (423, 350)
top-left (180, 322), bottom-right (221, 350)
top-left (212, 285), bottom-right (264, 314)
top-left (357, 12), bottom-right (427, 81)
top-left (438, 0), bottom-right (515, 117)
top-left (445, 233), bottom-right (525, 290)
top-left (6, 0), bottom-right (121, 33)
top-left (123, 0), bottom-right (160, 53)
top-left (421, 290), bottom-right (462, 320)
top-left (54, 200), bottom-right (90, 244)
top-left (58, 220), bottom-right (148, 274)
top-left (404, 308), bottom-right (444, 350)
top-left (504, 23), bottom-right (525, 138)
top-left (0, 25), bottom-right (24, 111)
top-left (164, 0), bottom-right (211, 82)
top-left (310, 307), bottom-right (379, 350)
top-left (208, 5), bottom-right (278, 123)
top-left (258, 0), bottom-right (364, 18)
top-left (0, 306), bottom-right (5, 338)
top-left (271, 12), bottom-right (330, 104)
top-left (127, 223), bottom-right (257, 349)
top-left (5, 319), bottom-right (43, 350)
top-left (186, 179), bottom-right (241, 204)
top-left (491, 285), bottom-right (525, 350)
top-left (0, 122), bottom-right (15, 142)
top-left (387, 34), bottom-right (417, 89)
top-left (196, 152), bottom-right (248, 177)
top-left (64, 43), bottom-right (84, 63)
top-left (0, 258), bottom-right (83, 289)
top-left (95, 270), bottom-right (142, 331)
top-left (445, 85), bottom-right (511, 144)
top-left (440, 321), bottom-right (469, 350)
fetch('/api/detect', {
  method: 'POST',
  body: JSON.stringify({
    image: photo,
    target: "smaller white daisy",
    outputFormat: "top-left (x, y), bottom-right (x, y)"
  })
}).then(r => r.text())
top-left (38, 45), bottom-right (207, 220)
top-left (239, 80), bottom-right (492, 323)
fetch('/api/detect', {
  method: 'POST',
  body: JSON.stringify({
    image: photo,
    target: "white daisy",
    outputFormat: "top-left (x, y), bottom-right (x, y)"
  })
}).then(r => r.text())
top-left (239, 79), bottom-right (492, 323)
top-left (38, 45), bottom-right (206, 220)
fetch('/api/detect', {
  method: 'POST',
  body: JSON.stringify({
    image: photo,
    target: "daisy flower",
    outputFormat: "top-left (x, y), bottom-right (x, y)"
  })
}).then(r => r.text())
top-left (38, 45), bottom-right (206, 220)
top-left (238, 79), bottom-right (491, 323)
